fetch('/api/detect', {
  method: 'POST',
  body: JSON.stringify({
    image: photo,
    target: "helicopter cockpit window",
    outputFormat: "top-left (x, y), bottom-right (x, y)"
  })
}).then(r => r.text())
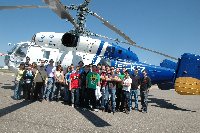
top-left (15, 43), bottom-right (28, 57)
top-left (43, 51), bottom-right (50, 59)
top-left (8, 45), bottom-right (17, 54)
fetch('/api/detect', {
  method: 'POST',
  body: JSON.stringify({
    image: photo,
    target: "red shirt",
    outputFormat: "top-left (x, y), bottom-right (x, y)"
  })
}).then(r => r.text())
top-left (100, 72), bottom-right (107, 87)
top-left (70, 73), bottom-right (80, 89)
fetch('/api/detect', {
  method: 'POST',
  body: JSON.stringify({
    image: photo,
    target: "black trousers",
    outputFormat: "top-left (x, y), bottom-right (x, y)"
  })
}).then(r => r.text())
top-left (140, 90), bottom-right (149, 111)
top-left (87, 88), bottom-right (97, 109)
top-left (116, 87), bottom-right (122, 110)
top-left (34, 82), bottom-right (45, 100)
top-left (24, 83), bottom-right (33, 100)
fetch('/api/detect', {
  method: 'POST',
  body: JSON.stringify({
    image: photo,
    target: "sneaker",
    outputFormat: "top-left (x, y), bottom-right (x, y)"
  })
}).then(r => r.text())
top-left (82, 108), bottom-right (87, 111)
top-left (71, 104), bottom-right (74, 108)
top-left (94, 109), bottom-right (99, 112)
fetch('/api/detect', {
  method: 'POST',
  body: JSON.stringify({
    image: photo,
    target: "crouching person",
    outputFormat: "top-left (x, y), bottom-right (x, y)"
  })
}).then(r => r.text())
top-left (34, 62), bottom-right (48, 102)
top-left (69, 67), bottom-right (81, 107)
top-left (140, 70), bottom-right (151, 113)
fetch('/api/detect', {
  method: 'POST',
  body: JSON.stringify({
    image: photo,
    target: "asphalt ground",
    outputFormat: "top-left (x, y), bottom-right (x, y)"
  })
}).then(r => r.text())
top-left (0, 72), bottom-right (200, 133)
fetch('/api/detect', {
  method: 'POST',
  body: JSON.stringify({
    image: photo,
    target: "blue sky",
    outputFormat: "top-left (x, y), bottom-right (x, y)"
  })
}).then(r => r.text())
top-left (0, 0), bottom-right (200, 66)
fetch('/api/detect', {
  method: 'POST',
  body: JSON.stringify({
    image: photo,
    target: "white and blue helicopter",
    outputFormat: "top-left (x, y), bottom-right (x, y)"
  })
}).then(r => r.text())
top-left (1, 0), bottom-right (200, 95)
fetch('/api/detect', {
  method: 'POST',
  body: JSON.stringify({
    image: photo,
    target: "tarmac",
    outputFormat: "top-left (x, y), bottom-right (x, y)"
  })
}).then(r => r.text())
top-left (0, 72), bottom-right (200, 133)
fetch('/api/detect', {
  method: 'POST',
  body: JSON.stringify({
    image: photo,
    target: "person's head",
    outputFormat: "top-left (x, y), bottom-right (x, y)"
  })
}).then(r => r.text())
top-left (101, 65), bottom-right (106, 72)
top-left (116, 68), bottom-right (120, 74)
top-left (92, 65), bottom-right (97, 72)
top-left (19, 63), bottom-right (25, 70)
top-left (57, 60), bottom-right (61, 66)
top-left (124, 70), bottom-right (129, 77)
top-left (49, 59), bottom-right (54, 65)
top-left (70, 64), bottom-right (74, 71)
top-left (56, 65), bottom-right (62, 71)
top-left (26, 56), bottom-right (30, 62)
top-left (106, 66), bottom-right (110, 72)
top-left (27, 64), bottom-right (32, 70)
top-left (32, 62), bottom-right (37, 68)
top-left (142, 70), bottom-right (147, 77)
top-left (134, 67), bottom-right (139, 75)
top-left (122, 68), bottom-right (126, 73)
top-left (110, 67), bottom-right (115, 74)
top-left (78, 61), bottom-right (84, 67)
top-left (76, 66), bottom-right (80, 73)
top-left (84, 65), bottom-right (90, 72)
top-left (40, 60), bottom-right (45, 67)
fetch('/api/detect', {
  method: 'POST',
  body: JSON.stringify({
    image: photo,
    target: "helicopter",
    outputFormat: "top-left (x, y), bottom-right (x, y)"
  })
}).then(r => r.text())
top-left (1, 0), bottom-right (199, 95)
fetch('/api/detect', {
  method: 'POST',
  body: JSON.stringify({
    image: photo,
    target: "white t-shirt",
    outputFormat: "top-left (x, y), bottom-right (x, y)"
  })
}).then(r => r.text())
top-left (122, 77), bottom-right (132, 92)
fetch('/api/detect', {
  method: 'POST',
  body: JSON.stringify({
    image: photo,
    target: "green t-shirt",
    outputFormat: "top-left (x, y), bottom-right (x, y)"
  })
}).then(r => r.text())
top-left (117, 73), bottom-right (125, 88)
top-left (86, 72), bottom-right (100, 89)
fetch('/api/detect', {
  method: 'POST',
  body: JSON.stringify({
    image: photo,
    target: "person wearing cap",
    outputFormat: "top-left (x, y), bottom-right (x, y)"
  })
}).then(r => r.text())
top-left (129, 67), bottom-right (140, 111)
top-left (13, 63), bottom-right (25, 100)
top-left (44, 59), bottom-right (56, 101)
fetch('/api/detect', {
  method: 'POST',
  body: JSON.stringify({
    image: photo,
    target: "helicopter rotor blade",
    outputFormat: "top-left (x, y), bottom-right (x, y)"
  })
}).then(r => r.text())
top-left (91, 32), bottom-right (178, 60)
top-left (0, 5), bottom-right (48, 10)
top-left (43, 0), bottom-right (79, 28)
top-left (91, 12), bottom-right (136, 45)
top-left (91, 12), bottom-right (178, 60)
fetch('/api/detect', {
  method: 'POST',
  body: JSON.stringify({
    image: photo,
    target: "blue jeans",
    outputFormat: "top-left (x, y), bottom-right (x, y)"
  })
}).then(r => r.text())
top-left (71, 88), bottom-right (80, 105)
top-left (105, 88), bottom-right (116, 112)
top-left (44, 77), bottom-right (55, 101)
top-left (101, 86), bottom-right (106, 109)
top-left (14, 80), bottom-right (24, 99)
top-left (129, 89), bottom-right (139, 110)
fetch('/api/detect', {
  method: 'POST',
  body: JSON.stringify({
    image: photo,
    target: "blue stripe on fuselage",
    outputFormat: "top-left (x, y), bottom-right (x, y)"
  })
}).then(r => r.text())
top-left (92, 41), bottom-right (104, 64)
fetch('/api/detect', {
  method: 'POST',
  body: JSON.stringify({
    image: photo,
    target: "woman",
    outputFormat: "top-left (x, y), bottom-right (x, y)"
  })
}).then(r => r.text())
top-left (54, 65), bottom-right (64, 101)
top-left (14, 63), bottom-right (25, 100)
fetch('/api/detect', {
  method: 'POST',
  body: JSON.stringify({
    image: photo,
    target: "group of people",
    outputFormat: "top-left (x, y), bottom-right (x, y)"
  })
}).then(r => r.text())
top-left (13, 56), bottom-right (151, 114)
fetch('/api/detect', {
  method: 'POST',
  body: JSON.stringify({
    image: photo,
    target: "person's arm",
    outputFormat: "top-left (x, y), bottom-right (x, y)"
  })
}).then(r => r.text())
top-left (97, 74), bottom-right (101, 87)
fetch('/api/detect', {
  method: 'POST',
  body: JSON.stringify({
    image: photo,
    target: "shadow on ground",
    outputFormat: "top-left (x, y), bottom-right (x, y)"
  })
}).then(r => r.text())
top-left (149, 97), bottom-right (196, 112)
top-left (0, 100), bottom-right (34, 117)
top-left (75, 108), bottom-right (111, 127)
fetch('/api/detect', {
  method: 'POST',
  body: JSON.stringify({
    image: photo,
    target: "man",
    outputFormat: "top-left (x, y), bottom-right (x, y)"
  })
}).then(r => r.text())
top-left (130, 68), bottom-right (140, 111)
top-left (80, 65), bottom-right (90, 110)
top-left (44, 59), bottom-right (56, 101)
top-left (140, 70), bottom-right (151, 113)
top-left (86, 65), bottom-right (101, 111)
top-left (121, 70), bottom-right (132, 114)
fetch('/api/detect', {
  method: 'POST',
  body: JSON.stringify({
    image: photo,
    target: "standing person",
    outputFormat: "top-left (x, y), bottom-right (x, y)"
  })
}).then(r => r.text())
top-left (78, 61), bottom-right (84, 74)
top-left (69, 66), bottom-right (81, 107)
top-left (64, 64), bottom-right (74, 104)
top-left (33, 61), bottom-right (48, 101)
top-left (22, 64), bottom-right (35, 101)
top-left (79, 65), bottom-right (90, 110)
top-left (121, 70), bottom-right (132, 114)
top-left (99, 65), bottom-right (107, 111)
top-left (25, 56), bottom-right (31, 69)
top-left (140, 70), bottom-right (151, 113)
top-left (105, 67), bottom-right (118, 114)
top-left (129, 68), bottom-right (140, 111)
top-left (115, 67), bottom-right (124, 111)
top-left (86, 65), bottom-right (101, 112)
top-left (44, 59), bottom-right (56, 101)
top-left (13, 63), bottom-right (25, 100)
top-left (54, 65), bottom-right (65, 102)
